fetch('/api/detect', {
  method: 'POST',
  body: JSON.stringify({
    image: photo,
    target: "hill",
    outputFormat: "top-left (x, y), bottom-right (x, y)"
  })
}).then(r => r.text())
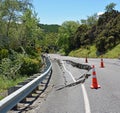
top-left (69, 44), bottom-right (120, 58)
top-left (69, 10), bottom-right (120, 57)
top-left (38, 24), bottom-right (60, 33)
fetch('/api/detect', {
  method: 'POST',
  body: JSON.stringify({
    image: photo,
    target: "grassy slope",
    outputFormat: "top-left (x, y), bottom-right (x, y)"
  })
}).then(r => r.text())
top-left (69, 44), bottom-right (120, 58)
top-left (0, 76), bottom-right (27, 100)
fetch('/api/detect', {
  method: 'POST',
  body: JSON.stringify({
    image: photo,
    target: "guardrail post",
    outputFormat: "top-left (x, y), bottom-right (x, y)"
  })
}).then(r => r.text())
top-left (36, 86), bottom-right (40, 90)
top-left (20, 97), bottom-right (27, 103)
top-left (11, 104), bottom-right (18, 110)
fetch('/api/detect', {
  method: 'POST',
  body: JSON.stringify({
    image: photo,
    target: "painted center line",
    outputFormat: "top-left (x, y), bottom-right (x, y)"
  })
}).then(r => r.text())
top-left (62, 61), bottom-right (91, 113)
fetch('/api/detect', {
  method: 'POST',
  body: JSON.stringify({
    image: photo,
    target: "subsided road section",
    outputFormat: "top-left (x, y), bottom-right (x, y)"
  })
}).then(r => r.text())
top-left (9, 54), bottom-right (120, 113)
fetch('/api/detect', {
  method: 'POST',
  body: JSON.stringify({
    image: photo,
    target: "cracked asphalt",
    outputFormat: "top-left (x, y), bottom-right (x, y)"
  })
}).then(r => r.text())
top-left (9, 54), bottom-right (120, 113)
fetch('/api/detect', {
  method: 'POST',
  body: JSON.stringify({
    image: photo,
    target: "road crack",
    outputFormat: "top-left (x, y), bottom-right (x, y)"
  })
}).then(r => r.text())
top-left (56, 60), bottom-right (92, 91)
top-left (56, 74), bottom-right (91, 91)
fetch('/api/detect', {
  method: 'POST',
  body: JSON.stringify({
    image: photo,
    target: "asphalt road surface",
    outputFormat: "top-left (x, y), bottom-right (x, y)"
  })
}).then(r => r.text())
top-left (10, 54), bottom-right (120, 113)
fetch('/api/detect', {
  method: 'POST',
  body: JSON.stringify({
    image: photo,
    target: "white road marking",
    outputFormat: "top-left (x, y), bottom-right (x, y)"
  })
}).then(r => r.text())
top-left (81, 84), bottom-right (91, 113)
top-left (62, 61), bottom-right (76, 82)
top-left (62, 61), bottom-right (91, 113)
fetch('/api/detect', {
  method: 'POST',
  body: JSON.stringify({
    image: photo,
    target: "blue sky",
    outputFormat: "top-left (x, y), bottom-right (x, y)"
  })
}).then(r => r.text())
top-left (32, 0), bottom-right (120, 25)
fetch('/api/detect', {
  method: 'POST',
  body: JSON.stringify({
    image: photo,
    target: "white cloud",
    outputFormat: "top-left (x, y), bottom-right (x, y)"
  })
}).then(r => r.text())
top-left (97, 12), bottom-right (104, 16)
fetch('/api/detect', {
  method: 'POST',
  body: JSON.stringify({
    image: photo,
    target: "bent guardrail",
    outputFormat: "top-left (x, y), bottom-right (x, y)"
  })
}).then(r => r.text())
top-left (0, 56), bottom-right (52, 113)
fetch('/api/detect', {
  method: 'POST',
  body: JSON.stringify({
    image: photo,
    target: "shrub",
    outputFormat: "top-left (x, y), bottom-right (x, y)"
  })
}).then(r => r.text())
top-left (0, 49), bottom-right (8, 60)
top-left (20, 56), bottom-right (41, 75)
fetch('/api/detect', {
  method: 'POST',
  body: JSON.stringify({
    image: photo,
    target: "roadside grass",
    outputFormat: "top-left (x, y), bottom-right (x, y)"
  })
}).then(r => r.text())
top-left (0, 95), bottom-right (4, 100)
top-left (69, 44), bottom-right (120, 58)
top-left (0, 76), bottom-right (27, 100)
top-left (69, 45), bottom-right (97, 58)
top-left (102, 44), bottom-right (120, 58)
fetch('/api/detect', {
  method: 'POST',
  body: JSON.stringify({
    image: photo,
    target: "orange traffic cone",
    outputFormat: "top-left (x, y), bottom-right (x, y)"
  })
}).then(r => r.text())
top-left (85, 57), bottom-right (88, 63)
top-left (91, 65), bottom-right (100, 89)
top-left (100, 58), bottom-right (104, 68)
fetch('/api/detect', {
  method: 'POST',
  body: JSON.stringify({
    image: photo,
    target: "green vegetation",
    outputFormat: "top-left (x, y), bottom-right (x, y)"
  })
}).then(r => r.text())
top-left (0, 1), bottom-right (120, 99)
top-left (57, 21), bottom-right (80, 55)
top-left (20, 56), bottom-right (41, 75)
top-left (57, 3), bottom-right (120, 57)
top-left (69, 44), bottom-right (120, 58)
top-left (0, 0), bottom-right (42, 97)
top-left (102, 44), bottom-right (120, 58)
top-left (0, 76), bottom-right (27, 99)
top-left (36, 3), bottom-right (120, 58)
top-left (38, 24), bottom-right (60, 53)
top-left (39, 24), bottom-right (60, 33)
top-left (69, 45), bottom-right (97, 58)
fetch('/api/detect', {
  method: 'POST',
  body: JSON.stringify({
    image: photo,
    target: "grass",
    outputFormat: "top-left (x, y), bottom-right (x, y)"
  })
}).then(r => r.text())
top-left (0, 95), bottom-right (4, 100)
top-left (69, 45), bottom-right (97, 58)
top-left (103, 44), bottom-right (120, 58)
top-left (0, 76), bottom-right (28, 100)
top-left (69, 44), bottom-right (120, 58)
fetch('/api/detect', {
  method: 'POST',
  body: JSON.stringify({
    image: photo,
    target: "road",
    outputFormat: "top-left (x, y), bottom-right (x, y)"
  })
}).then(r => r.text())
top-left (10, 54), bottom-right (120, 113)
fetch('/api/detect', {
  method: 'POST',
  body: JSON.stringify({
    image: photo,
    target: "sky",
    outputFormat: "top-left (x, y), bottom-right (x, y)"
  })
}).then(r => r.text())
top-left (32, 0), bottom-right (120, 25)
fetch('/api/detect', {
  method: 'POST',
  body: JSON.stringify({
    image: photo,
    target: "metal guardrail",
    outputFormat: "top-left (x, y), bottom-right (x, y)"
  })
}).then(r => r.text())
top-left (0, 57), bottom-right (52, 113)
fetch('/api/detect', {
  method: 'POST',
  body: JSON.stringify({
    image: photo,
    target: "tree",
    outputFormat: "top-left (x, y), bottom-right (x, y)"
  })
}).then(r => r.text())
top-left (57, 21), bottom-right (79, 55)
top-left (0, 0), bottom-right (42, 80)
top-left (95, 6), bottom-right (120, 53)
top-left (74, 24), bottom-right (89, 48)
top-left (81, 19), bottom-right (87, 24)
top-left (20, 9), bottom-right (41, 54)
top-left (0, 0), bottom-right (33, 49)
top-left (105, 3), bottom-right (116, 12)
top-left (81, 13), bottom-right (98, 27)
top-left (42, 32), bottom-right (58, 53)
top-left (87, 13), bottom-right (98, 26)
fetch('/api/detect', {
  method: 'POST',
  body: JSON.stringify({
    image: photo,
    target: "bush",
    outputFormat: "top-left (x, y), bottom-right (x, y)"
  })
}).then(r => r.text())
top-left (0, 49), bottom-right (8, 60)
top-left (20, 56), bottom-right (41, 75)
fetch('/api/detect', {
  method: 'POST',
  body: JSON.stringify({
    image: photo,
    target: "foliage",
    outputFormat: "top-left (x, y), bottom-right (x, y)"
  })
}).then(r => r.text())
top-left (39, 32), bottom-right (59, 53)
top-left (69, 44), bottom-right (120, 58)
top-left (73, 24), bottom-right (89, 48)
top-left (69, 45), bottom-right (97, 58)
top-left (81, 13), bottom-right (98, 26)
top-left (0, 50), bottom-right (24, 79)
top-left (20, 56), bottom-right (41, 75)
top-left (68, 3), bottom-right (120, 56)
top-left (57, 14), bottom-right (98, 55)
top-left (57, 21), bottom-right (80, 55)
top-left (103, 44), bottom-right (120, 58)
top-left (0, 48), bottom-right (41, 78)
top-left (95, 10), bottom-right (120, 53)
top-left (0, 75), bottom-right (27, 100)
top-left (0, 0), bottom-right (44, 95)
top-left (0, 0), bottom-right (33, 49)
top-left (0, 75), bottom-right (27, 91)
top-left (20, 9), bottom-right (42, 49)
top-left (105, 2), bottom-right (116, 12)
top-left (39, 24), bottom-right (60, 33)
top-left (0, 49), bottom-right (8, 60)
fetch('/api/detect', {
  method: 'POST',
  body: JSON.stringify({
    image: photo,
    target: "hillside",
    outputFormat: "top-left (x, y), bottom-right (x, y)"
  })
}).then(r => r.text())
top-left (38, 24), bottom-right (60, 33)
top-left (69, 44), bottom-right (120, 58)
top-left (68, 10), bottom-right (120, 58)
